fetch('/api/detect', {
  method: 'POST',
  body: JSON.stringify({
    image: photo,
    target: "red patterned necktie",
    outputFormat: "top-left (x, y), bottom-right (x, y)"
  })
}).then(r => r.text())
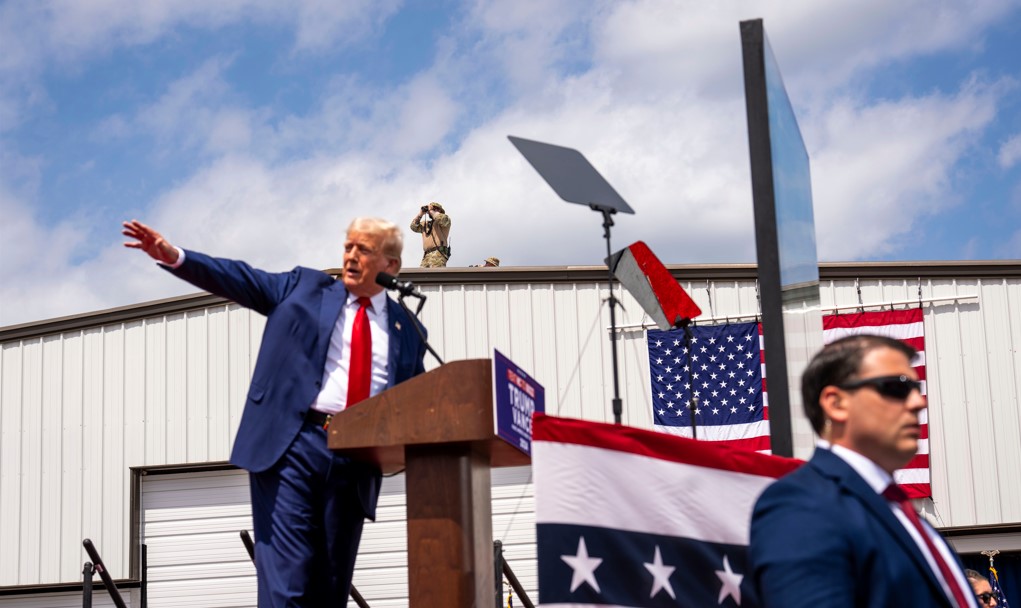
top-left (346, 297), bottom-right (372, 407)
top-left (883, 483), bottom-right (971, 607)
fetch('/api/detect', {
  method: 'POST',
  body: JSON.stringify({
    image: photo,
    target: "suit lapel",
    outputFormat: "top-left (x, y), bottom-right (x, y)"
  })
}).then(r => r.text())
top-left (317, 280), bottom-right (347, 363)
top-left (812, 450), bottom-right (952, 605)
top-left (386, 297), bottom-right (402, 388)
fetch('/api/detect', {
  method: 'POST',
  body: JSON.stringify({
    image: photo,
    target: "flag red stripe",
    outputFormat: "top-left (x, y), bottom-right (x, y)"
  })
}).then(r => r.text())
top-left (823, 307), bottom-right (930, 498)
top-left (534, 413), bottom-right (802, 478)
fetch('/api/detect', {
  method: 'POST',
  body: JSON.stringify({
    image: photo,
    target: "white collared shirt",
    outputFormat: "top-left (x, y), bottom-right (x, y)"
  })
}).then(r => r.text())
top-left (818, 442), bottom-right (976, 607)
top-left (311, 289), bottom-right (390, 414)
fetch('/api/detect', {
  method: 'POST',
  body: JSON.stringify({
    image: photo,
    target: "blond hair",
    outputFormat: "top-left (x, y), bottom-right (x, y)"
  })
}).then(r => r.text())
top-left (347, 217), bottom-right (403, 261)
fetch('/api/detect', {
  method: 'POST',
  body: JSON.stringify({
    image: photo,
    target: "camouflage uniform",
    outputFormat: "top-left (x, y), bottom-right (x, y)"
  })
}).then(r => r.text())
top-left (410, 203), bottom-right (451, 268)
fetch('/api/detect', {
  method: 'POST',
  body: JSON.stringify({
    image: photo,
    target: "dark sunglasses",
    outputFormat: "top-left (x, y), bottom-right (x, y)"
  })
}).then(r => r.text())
top-left (978, 592), bottom-right (997, 605)
top-left (837, 375), bottom-right (922, 400)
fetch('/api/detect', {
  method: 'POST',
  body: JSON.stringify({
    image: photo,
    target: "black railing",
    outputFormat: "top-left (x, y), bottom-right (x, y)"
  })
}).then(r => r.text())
top-left (81, 539), bottom-right (127, 608)
top-left (240, 530), bottom-right (371, 608)
top-left (494, 540), bottom-right (535, 608)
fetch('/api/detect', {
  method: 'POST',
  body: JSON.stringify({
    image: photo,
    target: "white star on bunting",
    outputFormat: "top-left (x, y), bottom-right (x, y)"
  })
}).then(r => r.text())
top-left (643, 545), bottom-right (676, 599)
top-left (560, 536), bottom-right (602, 593)
top-left (715, 554), bottom-right (743, 605)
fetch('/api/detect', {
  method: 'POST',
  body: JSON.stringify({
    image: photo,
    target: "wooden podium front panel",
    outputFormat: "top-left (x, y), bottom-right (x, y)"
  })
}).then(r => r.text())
top-left (405, 444), bottom-right (494, 608)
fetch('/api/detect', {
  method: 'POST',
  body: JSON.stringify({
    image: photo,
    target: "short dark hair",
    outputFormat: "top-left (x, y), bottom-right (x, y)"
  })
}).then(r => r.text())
top-left (801, 333), bottom-right (917, 434)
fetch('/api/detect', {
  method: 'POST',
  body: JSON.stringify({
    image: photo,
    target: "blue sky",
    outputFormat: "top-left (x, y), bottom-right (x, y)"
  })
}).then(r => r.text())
top-left (2, 0), bottom-right (1019, 327)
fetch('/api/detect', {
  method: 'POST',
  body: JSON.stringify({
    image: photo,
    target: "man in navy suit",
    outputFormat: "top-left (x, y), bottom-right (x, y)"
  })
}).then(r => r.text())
top-left (749, 334), bottom-right (976, 607)
top-left (124, 217), bottom-right (427, 607)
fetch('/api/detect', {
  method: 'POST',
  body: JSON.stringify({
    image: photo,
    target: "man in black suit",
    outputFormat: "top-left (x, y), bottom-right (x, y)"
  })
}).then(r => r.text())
top-left (749, 334), bottom-right (976, 607)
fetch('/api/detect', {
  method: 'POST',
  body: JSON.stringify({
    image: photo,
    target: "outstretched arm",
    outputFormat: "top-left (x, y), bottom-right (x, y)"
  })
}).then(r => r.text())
top-left (122, 220), bottom-right (179, 265)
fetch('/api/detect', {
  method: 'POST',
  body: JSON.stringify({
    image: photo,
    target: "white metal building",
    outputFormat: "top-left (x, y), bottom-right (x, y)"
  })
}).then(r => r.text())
top-left (1, 261), bottom-right (1019, 606)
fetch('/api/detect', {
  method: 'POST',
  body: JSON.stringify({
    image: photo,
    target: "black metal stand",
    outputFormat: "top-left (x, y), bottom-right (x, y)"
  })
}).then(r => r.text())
top-left (82, 562), bottom-right (93, 608)
top-left (595, 207), bottom-right (624, 424)
top-left (506, 135), bottom-right (635, 426)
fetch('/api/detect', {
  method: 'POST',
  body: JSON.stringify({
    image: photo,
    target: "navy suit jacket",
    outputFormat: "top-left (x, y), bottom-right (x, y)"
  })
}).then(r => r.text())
top-left (749, 448), bottom-right (966, 607)
top-left (166, 249), bottom-right (426, 518)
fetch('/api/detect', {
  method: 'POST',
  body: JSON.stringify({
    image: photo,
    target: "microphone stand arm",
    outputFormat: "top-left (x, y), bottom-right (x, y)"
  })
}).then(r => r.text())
top-left (397, 292), bottom-right (445, 366)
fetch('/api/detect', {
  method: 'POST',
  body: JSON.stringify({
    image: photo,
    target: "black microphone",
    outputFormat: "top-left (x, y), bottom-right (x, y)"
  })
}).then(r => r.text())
top-left (375, 271), bottom-right (423, 298)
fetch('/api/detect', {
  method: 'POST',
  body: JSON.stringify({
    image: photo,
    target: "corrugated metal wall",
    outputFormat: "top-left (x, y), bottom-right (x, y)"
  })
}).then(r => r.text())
top-left (1, 271), bottom-right (1018, 591)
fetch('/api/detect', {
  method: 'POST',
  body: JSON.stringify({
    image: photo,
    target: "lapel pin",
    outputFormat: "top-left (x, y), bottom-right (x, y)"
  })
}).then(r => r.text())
top-left (395, 321), bottom-right (402, 331)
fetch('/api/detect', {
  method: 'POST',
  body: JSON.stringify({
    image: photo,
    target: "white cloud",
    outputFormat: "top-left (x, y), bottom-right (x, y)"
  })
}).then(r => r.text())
top-left (0, 0), bottom-right (400, 133)
top-left (2, 0), bottom-right (1019, 327)
top-left (999, 132), bottom-right (1021, 169)
top-left (808, 84), bottom-right (997, 259)
top-left (592, 0), bottom-right (1015, 101)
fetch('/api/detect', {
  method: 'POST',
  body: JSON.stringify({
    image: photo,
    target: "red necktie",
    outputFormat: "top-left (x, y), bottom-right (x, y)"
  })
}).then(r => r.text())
top-left (346, 297), bottom-right (372, 408)
top-left (883, 483), bottom-right (971, 607)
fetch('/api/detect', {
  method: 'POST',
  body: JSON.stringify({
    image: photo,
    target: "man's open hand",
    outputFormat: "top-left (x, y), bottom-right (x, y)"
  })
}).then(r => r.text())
top-left (122, 220), bottom-right (179, 265)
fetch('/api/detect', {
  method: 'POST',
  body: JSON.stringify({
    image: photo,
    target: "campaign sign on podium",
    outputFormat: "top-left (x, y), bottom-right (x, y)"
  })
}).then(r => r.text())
top-left (493, 349), bottom-right (545, 456)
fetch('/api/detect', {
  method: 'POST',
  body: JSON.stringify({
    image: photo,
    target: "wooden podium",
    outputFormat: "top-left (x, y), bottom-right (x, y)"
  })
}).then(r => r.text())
top-left (327, 359), bottom-right (530, 607)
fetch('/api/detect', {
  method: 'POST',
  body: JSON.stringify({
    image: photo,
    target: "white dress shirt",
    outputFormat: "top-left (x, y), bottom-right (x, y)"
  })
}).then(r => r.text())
top-left (312, 289), bottom-right (390, 414)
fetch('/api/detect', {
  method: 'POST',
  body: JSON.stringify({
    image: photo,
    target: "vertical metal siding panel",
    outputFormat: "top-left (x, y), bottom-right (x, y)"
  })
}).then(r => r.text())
top-left (0, 343), bottom-right (22, 584)
top-left (620, 323), bottom-right (652, 430)
top-left (124, 322), bottom-right (147, 466)
top-left (530, 285), bottom-right (561, 417)
top-left (102, 326), bottom-right (127, 578)
top-left (577, 283), bottom-right (610, 423)
top-left (485, 284), bottom-right (512, 358)
top-left (145, 319), bottom-right (168, 465)
top-left (165, 314), bottom-right (188, 463)
top-left (552, 284), bottom-right (582, 418)
top-left (980, 278), bottom-right (1021, 523)
top-left (830, 280), bottom-right (863, 312)
top-left (616, 283), bottom-right (648, 429)
top-left (926, 280), bottom-right (978, 525)
top-left (414, 285), bottom-right (442, 373)
top-left (207, 307), bottom-right (231, 461)
top-left (60, 331), bottom-right (84, 581)
top-left (19, 338), bottom-right (43, 583)
top-left (1002, 278), bottom-right (1021, 523)
top-left (0, 343), bottom-right (23, 585)
top-left (81, 328), bottom-right (106, 581)
top-left (463, 284), bottom-right (490, 359)
top-left (950, 280), bottom-right (994, 526)
top-left (741, 281), bottom-right (762, 317)
top-left (186, 310), bottom-right (209, 463)
top-left (123, 321), bottom-right (146, 581)
top-left (440, 284), bottom-right (468, 363)
top-left (227, 305), bottom-right (251, 454)
top-left (819, 279), bottom-right (835, 311)
top-left (40, 336), bottom-right (63, 582)
top-left (506, 285), bottom-right (536, 372)
top-left (710, 280), bottom-right (744, 318)
top-left (954, 278), bottom-right (1001, 525)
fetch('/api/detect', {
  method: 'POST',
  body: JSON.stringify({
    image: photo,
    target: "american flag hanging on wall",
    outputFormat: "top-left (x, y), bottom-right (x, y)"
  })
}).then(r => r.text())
top-left (648, 307), bottom-right (932, 498)
top-left (648, 322), bottom-right (770, 453)
top-left (822, 308), bottom-right (931, 498)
